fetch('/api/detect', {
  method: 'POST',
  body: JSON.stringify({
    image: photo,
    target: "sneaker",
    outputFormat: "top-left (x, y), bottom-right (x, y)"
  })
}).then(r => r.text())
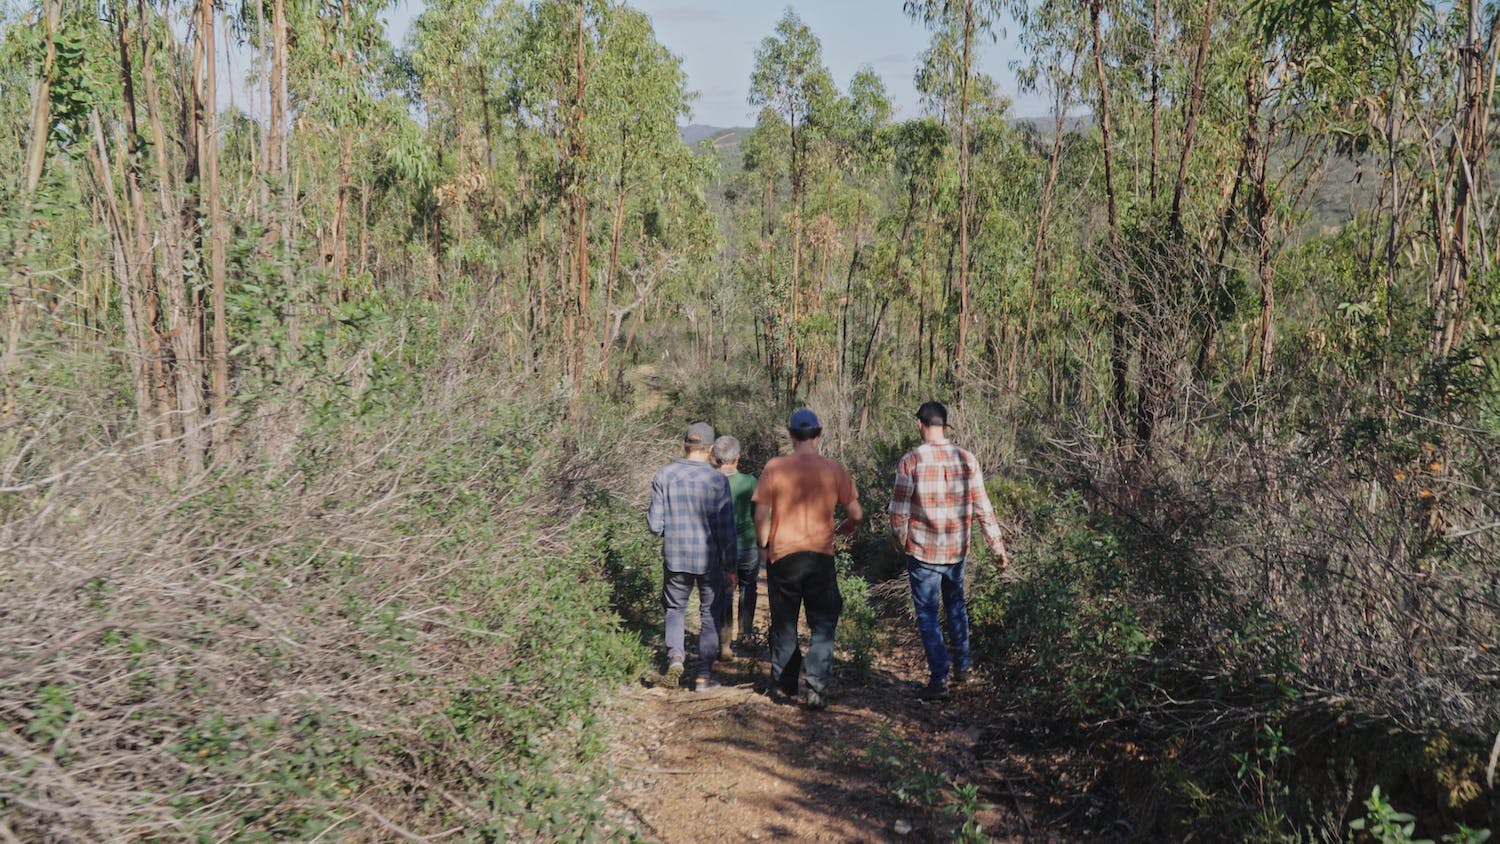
top-left (952, 667), bottom-right (971, 685)
top-left (719, 644), bottom-right (735, 662)
top-left (694, 677), bottom-right (722, 692)
top-left (801, 687), bottom-right (827, 710)
top-left (915, 679), bottom-right (950, 701)
top-left (663, 661), bottom-right (684, 687)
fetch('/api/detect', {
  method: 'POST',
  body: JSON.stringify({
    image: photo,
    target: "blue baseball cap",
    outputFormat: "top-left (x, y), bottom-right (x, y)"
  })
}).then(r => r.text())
top-left (787, 408), bottom-right (821, 434)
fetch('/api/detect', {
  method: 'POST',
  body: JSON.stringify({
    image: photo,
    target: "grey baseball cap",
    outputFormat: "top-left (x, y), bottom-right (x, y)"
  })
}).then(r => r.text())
top-left (684, 421), bottom-right (716, 446)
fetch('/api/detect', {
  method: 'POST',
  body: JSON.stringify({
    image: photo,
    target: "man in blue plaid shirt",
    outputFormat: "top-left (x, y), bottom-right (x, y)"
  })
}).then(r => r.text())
top-left (648, 421), bottom-right (737, 691)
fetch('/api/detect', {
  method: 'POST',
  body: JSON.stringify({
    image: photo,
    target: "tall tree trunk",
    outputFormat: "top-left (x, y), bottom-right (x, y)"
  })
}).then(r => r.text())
top-left (568, 0), bottom-right (592, 388)
top-left (1430, 0), bottom-right (1497, 359)
top-left (1148, 0), bottom-right (1161, 205)
top-left (197, 0), bottom-right (229, 449)
top-left (89, 111), bottom-right (155, 438)
top-left (954, 0), bottom-right (975, 415)
top-left (1169, 0), bottom-right (1215, 233)
top-left (839, 194), bottom-right (866, 388)
top-left (604, 125), bottom-right (629, 363)
top-left (141, 0), bottom-right (206, 469)
top-left (332, 130), bottom-right (353, 298)
top-left (4, 0), bottom-right (64, 421)
top-left (1090, 0), bottom-right (1128, 448)
top-left (117, 2), bottom-right (171, 444)
top-left (1020, 44), bottom-right (1081, 393)
top-left (788, 123), bottom-right (803, 405)
top-left (1241, 67), bottom-right (1275, 382)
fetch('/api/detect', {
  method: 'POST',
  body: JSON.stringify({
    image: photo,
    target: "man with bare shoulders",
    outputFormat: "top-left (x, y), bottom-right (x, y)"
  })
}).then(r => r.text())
top-left (752, 409), bottom-right (863, 709)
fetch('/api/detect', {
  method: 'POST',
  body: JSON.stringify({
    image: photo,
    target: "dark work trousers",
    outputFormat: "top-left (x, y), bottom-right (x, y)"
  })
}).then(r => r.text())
top-left (716, 546), bottom-right (762, 638)
top-left (662, 569), bottom-right (720, 679)
top-left (766, 551), bottom-right (843, 694)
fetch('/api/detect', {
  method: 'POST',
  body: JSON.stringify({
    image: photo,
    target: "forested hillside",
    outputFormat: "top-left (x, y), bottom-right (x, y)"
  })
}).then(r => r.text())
top-left (0, 0), bottom-right (1496, 840)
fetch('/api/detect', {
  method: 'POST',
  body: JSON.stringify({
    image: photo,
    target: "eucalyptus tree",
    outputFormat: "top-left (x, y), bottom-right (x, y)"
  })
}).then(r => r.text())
top-left (885, 116), bottom-right (951, 393)
top-left (509, 0), bottom-right (657, 385)
top-left (740, 108), bottom-right (791, 386)
top-left (748, 8), bottom-right (837, 402)
top-left (834, 67), bottom-right (892, 389)
top-left (905, 0), bottom-right (1009, 412)
top-left (585, 5), bottom-right (693, 369)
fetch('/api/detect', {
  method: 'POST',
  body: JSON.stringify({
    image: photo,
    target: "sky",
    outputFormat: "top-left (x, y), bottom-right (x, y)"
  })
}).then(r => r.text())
top-left (383, 0), bottom-right (1052, 127)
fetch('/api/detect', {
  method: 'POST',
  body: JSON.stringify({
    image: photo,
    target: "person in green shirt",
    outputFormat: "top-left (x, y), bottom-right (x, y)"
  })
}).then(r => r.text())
top-left (712, 435), bottom-right (762, 658)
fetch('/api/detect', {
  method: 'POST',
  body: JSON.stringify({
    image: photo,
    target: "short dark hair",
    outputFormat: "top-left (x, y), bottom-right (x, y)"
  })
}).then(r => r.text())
top-left (789, 425), bottom-right (822, 442)
top-left (916, 401), bottom-right (948, 428)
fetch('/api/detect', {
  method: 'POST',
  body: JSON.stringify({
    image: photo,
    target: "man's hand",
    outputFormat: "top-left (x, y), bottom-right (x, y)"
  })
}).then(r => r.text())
top-left (996, 541), bottom-right (1012, 570)
top-left (725, 571), bottom-right (738, 592)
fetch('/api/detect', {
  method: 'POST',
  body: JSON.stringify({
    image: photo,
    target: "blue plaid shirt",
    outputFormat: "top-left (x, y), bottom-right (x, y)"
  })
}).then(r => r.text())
top-left (648, 459), bottom-right (736, 575)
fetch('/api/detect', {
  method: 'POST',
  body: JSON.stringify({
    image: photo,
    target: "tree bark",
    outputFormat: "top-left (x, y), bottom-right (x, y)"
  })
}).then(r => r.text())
top-left (196, 0), bottom-right (229, 449)
top-left (1090, 0), bottom-right (1128, 448)
top-left (954, 0), bottom-right (975, 415)
top-left (4, 0), bottom-right (64, 420)
top-left (568, 0), bottom-right (592, 388)
top-left (1169, 0), bottom-right (1214, 233)
top-left (1020, 43), bottom-right (1080, 393)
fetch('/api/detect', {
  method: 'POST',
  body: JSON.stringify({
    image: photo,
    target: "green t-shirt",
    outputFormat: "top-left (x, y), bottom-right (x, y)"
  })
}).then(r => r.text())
top-left (727, 471), bottom-right (758, 551)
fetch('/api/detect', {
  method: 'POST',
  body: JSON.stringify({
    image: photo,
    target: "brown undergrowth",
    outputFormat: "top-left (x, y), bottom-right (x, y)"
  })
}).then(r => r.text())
top-left (0, 334), bottom-right (659, 841)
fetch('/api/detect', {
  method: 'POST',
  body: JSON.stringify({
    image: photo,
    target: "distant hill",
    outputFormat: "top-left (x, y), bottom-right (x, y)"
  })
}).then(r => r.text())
top-left (681, 124), bottom-right (751, 149)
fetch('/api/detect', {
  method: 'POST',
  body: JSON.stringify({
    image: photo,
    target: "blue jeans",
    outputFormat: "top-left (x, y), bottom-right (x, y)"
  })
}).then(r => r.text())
top-left (907, 555), bottom-right (969, 684)
top-left (663, 569), bottom-right (720, 678)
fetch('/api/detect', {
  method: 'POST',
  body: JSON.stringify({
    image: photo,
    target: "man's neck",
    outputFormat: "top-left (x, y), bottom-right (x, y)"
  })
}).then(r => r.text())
top-left (683, 451), bottom-right (711, 463)
top-left (923, 430), bottom-right (949, 446)
top-left (791, 440), bottom-right (820, 456)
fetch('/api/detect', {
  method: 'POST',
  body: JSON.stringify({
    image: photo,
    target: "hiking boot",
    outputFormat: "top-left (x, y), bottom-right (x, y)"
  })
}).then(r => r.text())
top-left (801, 687), bottom-right (827, 710)
top-left (694, 677), bottom-right (722, 692)
top-left (766, 686), bottom-right (793, 705)
top-left (952, 667), bottom-right (971, 686)
top-left (915, 679), bottom-right (951, 701)
top-left (663, 661), bottom-right (684, 688)
top-left (718, 626), bottom-right (734, 661)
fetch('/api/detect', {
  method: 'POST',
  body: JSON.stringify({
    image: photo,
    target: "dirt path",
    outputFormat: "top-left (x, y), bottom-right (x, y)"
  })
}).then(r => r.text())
top-left (600, 584), bottom-right (1115, 842)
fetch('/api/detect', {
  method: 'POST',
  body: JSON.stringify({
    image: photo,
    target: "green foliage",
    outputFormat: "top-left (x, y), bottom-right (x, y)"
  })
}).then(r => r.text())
top-left (972, 493), bottom-right (1157, 716)
top-left (836, 552), bottom-right (884, 676)
top-left (846, 723), bottom-right (992, 838)
top-left (858, 723), bottom-right (948, 809)
top-left (1347, 786), bottom-right (1492, 844)
top-left (1350, 786), bottom-right (1435, 844)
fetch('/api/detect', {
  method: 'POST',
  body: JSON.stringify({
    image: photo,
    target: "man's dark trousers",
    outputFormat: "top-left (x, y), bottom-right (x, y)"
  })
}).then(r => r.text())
top-left (766, 551), bottom-right (843, 695)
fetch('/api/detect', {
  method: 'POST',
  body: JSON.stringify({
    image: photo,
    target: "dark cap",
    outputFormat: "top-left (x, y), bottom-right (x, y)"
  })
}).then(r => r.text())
top-left (787, 408), bottom-right (822, 434)
top-left (916, 401), bottom-right (949, 427)
top-left (684, 421), bottom-right (716, 446)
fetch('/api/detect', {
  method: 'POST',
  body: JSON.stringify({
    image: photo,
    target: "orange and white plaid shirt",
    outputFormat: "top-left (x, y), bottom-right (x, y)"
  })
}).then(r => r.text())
top-left (888, 442), bottom-right (1004, 566)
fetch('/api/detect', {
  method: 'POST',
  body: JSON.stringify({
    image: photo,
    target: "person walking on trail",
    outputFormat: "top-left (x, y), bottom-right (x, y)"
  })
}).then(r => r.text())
top-left (888, 401), bottom-right (1011, 701)
top-left (648, 421), bottom-right (738, 691)
top-left (711, 435), bottom-right (761, 659)
top-left (752, 409), bottom-right (863, 709)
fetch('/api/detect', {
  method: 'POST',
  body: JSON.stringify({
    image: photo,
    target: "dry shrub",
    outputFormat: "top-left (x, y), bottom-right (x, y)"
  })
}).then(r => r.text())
top-left (0, 347), bottom-right (646, 841)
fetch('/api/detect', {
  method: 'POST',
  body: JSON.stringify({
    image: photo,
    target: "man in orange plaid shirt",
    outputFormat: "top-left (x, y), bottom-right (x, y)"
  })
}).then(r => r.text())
top-left (888, 401), bottom-right (1011, 700)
